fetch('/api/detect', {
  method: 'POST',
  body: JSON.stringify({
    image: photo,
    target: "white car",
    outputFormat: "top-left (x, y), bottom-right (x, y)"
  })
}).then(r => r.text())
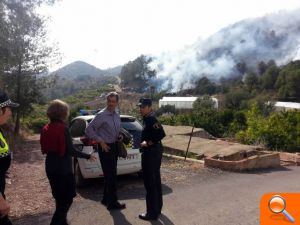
top-left (69, 114), bottom-right (143, 186)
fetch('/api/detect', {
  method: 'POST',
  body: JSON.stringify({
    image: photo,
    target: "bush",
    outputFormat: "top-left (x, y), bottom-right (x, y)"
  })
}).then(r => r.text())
top-left (236, 103), bottom-right (300, 151)
top-left (193, 95), bottom-right (215, 111)
top-left (262, 111), bottom-right (300, 151)
top-left (22, 104), bottom-right (48, 133)
top-left (228, 111), bottom-right (247, 136)
top-left (157, 105), bottom-right (177, 116)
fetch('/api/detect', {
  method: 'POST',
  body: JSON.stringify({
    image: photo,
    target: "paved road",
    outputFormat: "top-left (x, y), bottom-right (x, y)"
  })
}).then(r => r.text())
top-left (14, 166), bottom-right (300, 225)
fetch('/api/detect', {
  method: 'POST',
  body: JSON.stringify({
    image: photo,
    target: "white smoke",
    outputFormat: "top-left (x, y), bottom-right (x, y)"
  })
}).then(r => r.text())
top-left (150, 9), bottom-right (300, 91)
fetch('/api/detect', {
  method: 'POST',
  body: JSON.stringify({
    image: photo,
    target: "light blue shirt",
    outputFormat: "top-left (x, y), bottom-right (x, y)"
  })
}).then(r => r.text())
top-left (85, 108), bottom-right (121, 143)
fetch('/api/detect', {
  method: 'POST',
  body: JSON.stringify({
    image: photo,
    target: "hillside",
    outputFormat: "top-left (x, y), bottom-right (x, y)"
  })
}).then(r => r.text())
top-left (54, 61), bottom-right (103, 77)
top-left (42, 61), bottom-right (122, 100)
top-left (52, 61), bottom-right (122, 79)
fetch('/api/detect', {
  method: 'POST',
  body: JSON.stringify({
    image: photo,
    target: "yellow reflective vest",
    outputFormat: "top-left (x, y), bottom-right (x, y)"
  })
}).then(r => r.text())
top-left (0, 131), bottom-right (9, 158)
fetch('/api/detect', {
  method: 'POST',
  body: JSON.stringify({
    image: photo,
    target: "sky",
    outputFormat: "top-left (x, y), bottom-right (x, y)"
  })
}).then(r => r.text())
top-left (41, 0), bottom-right (300, 70)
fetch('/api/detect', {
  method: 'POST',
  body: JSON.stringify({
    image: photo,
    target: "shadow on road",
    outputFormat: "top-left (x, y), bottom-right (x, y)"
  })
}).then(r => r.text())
top-left (77, 174), bottom-right (173, 202)
top-left (238, 166), bottom-right (292, 174)
top-left (109, 211), bottom-right (175, 225)
top-left (12, 211), bottom-right (52, 225)
top-left (110, 210), bottom-right (132, 225)
top-left (158, 213), bottom-right (175, 225)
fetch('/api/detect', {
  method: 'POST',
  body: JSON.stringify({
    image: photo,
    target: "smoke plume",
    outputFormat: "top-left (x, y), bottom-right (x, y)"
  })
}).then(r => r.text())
top-left (150, 9), bottom-right (300, 91)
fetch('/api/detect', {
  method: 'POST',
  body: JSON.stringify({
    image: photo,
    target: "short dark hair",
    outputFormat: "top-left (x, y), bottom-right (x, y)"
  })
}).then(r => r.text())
top-left (106, 92), bottom-right (119, 102)
top-left (47, 99), bottom-right (69, 121)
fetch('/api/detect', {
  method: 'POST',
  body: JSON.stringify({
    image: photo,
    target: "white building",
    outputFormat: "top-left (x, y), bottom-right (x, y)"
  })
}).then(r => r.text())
top-left (159, 96), bottom-right (218, 109)
top-left (274, 101), bottom-right (300, 111)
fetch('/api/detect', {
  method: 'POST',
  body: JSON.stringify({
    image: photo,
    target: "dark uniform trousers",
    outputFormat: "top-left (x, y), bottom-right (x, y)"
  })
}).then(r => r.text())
top-left (0, 156), bottom-right (12, 225)
top-left (98, 143), bottom-right (119, 206)
top-left (47, 173), bottom-right (75, 225)
top-left (142, 143), bottom-right (163, 217)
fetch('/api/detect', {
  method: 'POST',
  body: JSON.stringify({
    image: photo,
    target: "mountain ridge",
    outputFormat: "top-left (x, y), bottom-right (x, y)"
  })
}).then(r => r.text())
top-left (52, 61), bottom-right (122, 78)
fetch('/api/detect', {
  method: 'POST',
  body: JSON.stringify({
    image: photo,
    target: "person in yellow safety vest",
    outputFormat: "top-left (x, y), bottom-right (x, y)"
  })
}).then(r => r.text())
top-left (0, 91), bottom-right (19, 225)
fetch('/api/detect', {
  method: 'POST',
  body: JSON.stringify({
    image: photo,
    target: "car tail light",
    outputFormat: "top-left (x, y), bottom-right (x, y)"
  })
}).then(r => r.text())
top-left (80, 136), bottom-right (97, 146)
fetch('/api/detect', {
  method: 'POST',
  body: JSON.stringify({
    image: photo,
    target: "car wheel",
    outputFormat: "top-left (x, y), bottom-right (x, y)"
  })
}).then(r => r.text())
top-left (74, 160), bottom-right (87, 187)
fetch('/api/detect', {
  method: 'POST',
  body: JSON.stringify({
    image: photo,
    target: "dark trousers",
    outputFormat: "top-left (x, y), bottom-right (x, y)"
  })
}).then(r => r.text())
top-left (0, 156), bottom-right (12, 225)
top-left (98, 143), bottom-right (119, 207)
top-left (47, 173), bottom-right (76, 225)
top-left (50, 199), bottom-right (73, 225)
top-left (141, 145), bottom-right (163, 217)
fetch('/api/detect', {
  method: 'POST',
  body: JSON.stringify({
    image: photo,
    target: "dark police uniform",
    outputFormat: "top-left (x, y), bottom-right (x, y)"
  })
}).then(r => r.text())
top-left (140, 99), bottom-right (166, 219)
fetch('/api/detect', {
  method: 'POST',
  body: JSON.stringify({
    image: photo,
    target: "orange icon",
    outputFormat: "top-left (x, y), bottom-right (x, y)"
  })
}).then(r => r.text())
top-left (269, 195), bottom-right (295, 223)
top-left (261, 193), bottom-right (300, 224)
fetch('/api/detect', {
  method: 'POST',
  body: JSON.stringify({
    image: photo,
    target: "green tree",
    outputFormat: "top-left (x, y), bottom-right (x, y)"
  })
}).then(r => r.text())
top-left (236, 103), bottom-right (265, 145)
top-left (0, 0), bottom-right (58, 134)
top-left (244, 72), bottom-right (259, 91)
top-left (194, 77), bottom-right (217, 95)
top-left (120, 55), bottom-right (156, 92)
top-left (193, 95), bottom-right (215, 111)
top-left (225, 88), bottom-right (251, 109)
top-left (275, 61), bottom-right (300, 101)
top-left (260, 65), bottom-right (280, 90)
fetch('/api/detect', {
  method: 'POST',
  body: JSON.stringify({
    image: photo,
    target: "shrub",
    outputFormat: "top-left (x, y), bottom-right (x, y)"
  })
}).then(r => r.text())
top-left (157, 105), bottom-right (177, 116)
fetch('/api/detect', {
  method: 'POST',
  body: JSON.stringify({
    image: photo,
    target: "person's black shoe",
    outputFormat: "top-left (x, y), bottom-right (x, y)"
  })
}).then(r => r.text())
top-left (101, 199), bottom-right (107, 206)
top-left (107, 202), bottom-right (126, 210)
top-left (139, 213), bottom-right (158, 221)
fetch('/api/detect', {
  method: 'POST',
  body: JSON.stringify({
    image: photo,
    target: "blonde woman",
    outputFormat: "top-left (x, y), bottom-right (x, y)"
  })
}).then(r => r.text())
top-left (40, 99), bottom-right (95, 225)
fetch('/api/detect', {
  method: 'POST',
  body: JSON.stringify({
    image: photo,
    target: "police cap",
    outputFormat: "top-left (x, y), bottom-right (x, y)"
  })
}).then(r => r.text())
top-left (0, 91), bottom-right (19, 108)
top-left (137, 98), bottom-right (152, 107)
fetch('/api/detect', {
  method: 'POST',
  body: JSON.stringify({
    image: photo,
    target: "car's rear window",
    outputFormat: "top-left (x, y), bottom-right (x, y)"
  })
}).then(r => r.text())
top-left (121, 120), bottom-right (143, 131)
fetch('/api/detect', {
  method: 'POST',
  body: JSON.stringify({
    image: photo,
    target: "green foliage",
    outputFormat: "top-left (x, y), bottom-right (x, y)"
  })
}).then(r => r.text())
top-left (275, 62), bottom-right (300, 101)
top-left (0, 0), bottom-right (58, 134)
top-left (120, 55), bottom-right (156, 92)
top-left (236, 104), bottom-right (265, 145)
top-left (193, 95), bottom-right (215, 111)
top-left (194, 77), bottom-right (217, 95)
top-left (160, 108), bottom-right (236, 137)
top-left (157, 105), bottom-right (177, 116)
top-left (244, 72), bottom-right (259, 91)
top-left (160, 100), bottom-right (299, 152)
top-left (22, 104), bottom-right (48, 133)
top-left (63, 86), bottom-right (113, 105)
top-left (228, 111), bottom-right (247, 135)
top-left (260, 65), bottom-right (280, 89)
top-left (225, 88), bottom-right (251, 109)
top-left (69, 104), bottom-right (87, 122)
top-left (43, 75), bottom-right (117, 100)
top-left (262, 111), bottom-right (299, 151)
top-left (236, 103), bottom-right (300, 151)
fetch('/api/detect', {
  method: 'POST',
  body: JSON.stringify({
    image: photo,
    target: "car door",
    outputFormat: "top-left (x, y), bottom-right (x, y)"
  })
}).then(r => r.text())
top-left (116, 118), bottom-right (142, 174)
top-left (70, 118), bottom-right (103, 178)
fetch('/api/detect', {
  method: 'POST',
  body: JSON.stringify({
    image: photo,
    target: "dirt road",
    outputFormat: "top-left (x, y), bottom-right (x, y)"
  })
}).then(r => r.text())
top-left (8, 136), bottom-right (300, 225)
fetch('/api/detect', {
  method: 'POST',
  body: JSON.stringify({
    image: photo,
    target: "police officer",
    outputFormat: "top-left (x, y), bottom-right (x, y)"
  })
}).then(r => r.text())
top-left (0, 91), bottom-right (19, 225)
top-left (138, 98), bottom-right (166, 221)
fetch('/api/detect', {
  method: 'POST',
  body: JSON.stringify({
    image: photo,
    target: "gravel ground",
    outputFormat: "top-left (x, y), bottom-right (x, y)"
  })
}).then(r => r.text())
top-left (6, 135), bottom-right (210, 222)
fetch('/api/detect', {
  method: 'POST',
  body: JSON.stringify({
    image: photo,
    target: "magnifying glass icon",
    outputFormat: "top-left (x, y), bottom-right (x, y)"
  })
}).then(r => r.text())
top-left (268, 195), bottom-right (295, 223)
